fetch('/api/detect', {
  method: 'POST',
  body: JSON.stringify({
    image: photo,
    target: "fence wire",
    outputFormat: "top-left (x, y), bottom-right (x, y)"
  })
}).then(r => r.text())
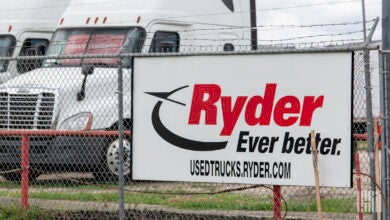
top-left (0, 45), bottom-right (382, 220)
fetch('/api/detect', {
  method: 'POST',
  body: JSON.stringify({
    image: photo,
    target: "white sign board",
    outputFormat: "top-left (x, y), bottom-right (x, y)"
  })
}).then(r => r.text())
top-left (132, 53), bottom-right (353, 187)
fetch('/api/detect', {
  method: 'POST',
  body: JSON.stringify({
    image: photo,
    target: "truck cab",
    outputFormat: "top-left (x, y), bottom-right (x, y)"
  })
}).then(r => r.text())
top-left (0, 0), bottom-right (255, 181)
top-left (0, 0), bottom-right (71, 83)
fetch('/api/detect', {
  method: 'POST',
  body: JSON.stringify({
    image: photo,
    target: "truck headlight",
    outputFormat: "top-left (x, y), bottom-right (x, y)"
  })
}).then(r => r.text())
top-left (59, 112), bottom-right (92, 131)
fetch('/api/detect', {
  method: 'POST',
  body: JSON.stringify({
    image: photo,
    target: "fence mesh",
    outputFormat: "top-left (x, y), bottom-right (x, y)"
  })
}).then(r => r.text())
top-left (0, 46), bottom-right (381, 219)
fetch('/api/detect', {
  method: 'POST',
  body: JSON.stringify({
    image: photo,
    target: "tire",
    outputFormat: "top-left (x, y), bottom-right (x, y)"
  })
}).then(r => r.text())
top-left (92, 138), bottom-right (132, 182)
top-left (2, 170), bottom-right (41, 182)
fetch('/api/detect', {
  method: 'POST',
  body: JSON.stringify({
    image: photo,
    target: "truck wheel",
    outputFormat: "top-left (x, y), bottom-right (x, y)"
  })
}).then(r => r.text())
top-left (93, 138), bottom-right (132, 182)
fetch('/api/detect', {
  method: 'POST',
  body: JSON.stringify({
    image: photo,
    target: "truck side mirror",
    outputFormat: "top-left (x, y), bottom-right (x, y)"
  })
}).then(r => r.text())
top-left (77, 65), bottom-right (95, 101)
top-left (82, 65), bottom-right (95, 75)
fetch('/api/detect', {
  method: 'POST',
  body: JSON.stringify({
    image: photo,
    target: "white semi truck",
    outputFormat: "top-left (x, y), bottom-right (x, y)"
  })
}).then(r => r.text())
top-left (0, 0), bottom-right (71, 83)
top-left (0, 0), bottom-right (258, 181)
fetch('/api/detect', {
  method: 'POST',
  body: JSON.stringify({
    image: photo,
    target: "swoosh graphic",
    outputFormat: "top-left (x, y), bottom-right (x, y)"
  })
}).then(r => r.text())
top-left (222, 0), bottom-right (234, 12)
top-left (149, 87), bottom-right (228, 151)
top-left (145, 85), bottom-right (188, 106)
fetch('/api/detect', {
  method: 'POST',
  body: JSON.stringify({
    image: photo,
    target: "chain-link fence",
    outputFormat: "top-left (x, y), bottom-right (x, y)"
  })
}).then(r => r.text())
top-left (0, 44), bottom-right (382, 219)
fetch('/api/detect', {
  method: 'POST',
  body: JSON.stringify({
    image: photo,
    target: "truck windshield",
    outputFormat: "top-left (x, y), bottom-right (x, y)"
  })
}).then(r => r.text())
top-left (43, 27), bottom-right (145, 68)
top-left (0, 35), bottom-right (16, 72)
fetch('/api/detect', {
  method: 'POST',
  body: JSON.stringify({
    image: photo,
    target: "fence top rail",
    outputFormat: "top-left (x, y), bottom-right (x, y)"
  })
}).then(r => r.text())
top-left (0, 44), bottom-right (379, 61)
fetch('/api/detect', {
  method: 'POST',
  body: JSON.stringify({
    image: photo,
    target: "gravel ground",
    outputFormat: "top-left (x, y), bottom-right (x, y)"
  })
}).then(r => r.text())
top-left (0, 151), bottom-right (377, 219)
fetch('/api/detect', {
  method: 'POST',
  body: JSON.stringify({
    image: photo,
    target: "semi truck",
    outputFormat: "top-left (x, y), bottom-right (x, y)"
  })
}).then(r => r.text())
top-left (0, 0), bottom-right (257, 181)
top-left (0, 0), bottom-right (71, 83)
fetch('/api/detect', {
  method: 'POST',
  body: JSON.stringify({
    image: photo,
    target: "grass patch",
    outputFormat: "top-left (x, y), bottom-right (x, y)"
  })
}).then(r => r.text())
top-left (0, 205), bottom-right (54, 220)
top-left (356, 141), bottom-right (368, 151)
top-left (0, 190), bottom-right (357, 213)
top-left (287, 198), bottom-right (357, 213)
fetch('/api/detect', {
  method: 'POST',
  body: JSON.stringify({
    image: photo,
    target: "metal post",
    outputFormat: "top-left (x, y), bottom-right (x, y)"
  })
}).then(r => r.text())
top-left (250, 0), bottom-right (258, 50)
top-left (356, 152), bottom-right (364, 220)
top-left (384, 53), bottom-right (390, 220)
top-left (380, 51), bottom-right (388, 220)
top-left (117, 58), bottom-right (125, 220)
top-left (364, 48), bottom-right (377, 220)
top-left (273, 185), bottom-right (282, 220)
top-left (386, 54), bottom-right (390, 220)
top-left (362, 18), bottom-right (379, 220)
top-left (383, 0), bottom-right (390, 217)
top-left (382, 54), bottom-right (390, 219)
top-left (21, 135), bottom-right (29, 210)
top-left (361, 0), bottom-right (367, 42)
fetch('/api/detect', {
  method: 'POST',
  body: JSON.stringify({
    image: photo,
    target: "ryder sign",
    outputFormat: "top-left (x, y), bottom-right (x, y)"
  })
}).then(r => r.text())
top-left (132, 53), bottom-right (353, 187)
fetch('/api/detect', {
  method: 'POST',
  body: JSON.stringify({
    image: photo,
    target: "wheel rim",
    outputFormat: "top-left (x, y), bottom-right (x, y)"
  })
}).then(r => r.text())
top-left (106, 139), bottom-right (131, 176)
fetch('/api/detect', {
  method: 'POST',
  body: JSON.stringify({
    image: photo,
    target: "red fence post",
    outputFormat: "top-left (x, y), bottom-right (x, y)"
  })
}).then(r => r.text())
top-left (355, 152), bottom-right (363, 220)
top-left (273, 185), bottom-right (282, 220)
top-left (21, 134), bottom-right (29, 210)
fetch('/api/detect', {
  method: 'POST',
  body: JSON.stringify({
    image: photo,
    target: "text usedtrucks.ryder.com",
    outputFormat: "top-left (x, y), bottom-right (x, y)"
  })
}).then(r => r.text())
top-left (0, 0), bottom-right (257, 181)
top-left (0, 0), bottom-right (71, 83)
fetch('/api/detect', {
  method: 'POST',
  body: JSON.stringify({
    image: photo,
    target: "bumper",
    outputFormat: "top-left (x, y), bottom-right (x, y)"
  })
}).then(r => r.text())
top-left (0, 136), bottom-right (107, 168)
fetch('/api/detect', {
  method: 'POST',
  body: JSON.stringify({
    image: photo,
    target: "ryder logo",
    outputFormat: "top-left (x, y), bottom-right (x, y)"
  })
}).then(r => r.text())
top-left (188, 84), bottom-right (324, 136)
top-left (146, 83), bottom-right (325, 151)
top-left (146, 86), bottom-right (228, 152)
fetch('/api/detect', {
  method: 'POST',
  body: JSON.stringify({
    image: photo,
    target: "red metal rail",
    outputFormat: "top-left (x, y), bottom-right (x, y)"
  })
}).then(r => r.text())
top-left (353, 133), bottom-right (368, 140)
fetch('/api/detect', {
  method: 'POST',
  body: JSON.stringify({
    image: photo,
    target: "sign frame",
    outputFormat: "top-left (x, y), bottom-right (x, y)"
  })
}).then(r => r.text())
top-left (131, 52), bottom-right (354, 187)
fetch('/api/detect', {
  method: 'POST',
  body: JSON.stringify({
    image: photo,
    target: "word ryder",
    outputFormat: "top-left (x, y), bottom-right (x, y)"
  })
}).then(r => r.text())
top-left (188, 83), bottom-right (324, 136)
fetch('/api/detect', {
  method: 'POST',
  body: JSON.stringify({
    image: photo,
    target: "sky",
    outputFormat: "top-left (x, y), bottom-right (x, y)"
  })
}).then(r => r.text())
top-left (256, 0), bottom-right (382, 115)
top-left (0, 0), bottom-right (382, 43)
top-left (257, 0), bottom-right (382, 45)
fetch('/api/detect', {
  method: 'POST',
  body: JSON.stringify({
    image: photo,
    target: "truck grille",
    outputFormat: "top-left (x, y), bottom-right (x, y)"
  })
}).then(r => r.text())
top-left (0, 92), bottom-right (56, 129)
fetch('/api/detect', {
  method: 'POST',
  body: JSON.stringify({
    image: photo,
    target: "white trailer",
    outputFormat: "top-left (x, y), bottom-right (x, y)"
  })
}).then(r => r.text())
top-left (0, 0), bottom-right (71, 83)
top-left (0, 0), bottom-right (258, 181)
